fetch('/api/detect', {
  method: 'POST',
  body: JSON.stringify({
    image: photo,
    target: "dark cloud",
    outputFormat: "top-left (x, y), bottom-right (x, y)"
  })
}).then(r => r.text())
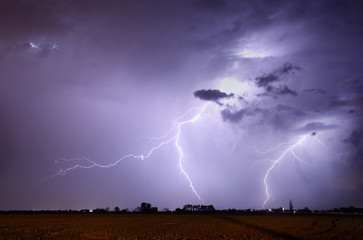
top-left (0, 0), bottom-right (70, 41)
top-left (255, 92), bottom-right (269, 98)
top-left (277, 85), bottom-right (297, 95)
top-left (194, 89), bottom-right (234, 104)
top-left (255, 63), bottom-right (301, 88)
top-left (295, 122), bottom-right (338, 133)
top-left (273, 85), bottom-right (297, 96)
top-left (221, 108), bottom-right (245, 122)
top-left (304, 88), bottom-right (326, 94)
top-left (342, 79), bottom-right (363, 95)
top-left (327, 97), bottom-right (363, 109)
top-left (220, 101), bottom-right (306, 126)
top-left (194, 0), bottom-right (228, 11)
top-left (256, 73), bottom-right (279, 88)
top-left (344, 130), bottom-right (363, 172)
top-left (344, 130), bottom-right (363, 149)
top-left (343, 79), bottom-right (362, 88)
top-left (254, 63), bottom-right (300, 97)
top-left (274, 104), bottom-right (305, 117)
top-left (257, 85), bottom-right (297, 97)
top-left (220, 106), bottom-right (265, 123)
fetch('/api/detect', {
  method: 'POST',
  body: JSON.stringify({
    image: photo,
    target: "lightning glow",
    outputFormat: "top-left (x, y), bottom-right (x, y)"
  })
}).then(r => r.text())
top-left (28, 42), bottom-right (59, 51)
top-left (50, 104), bottom-right (208, 201)
top-left (49, 94), bottom-right (329, 208)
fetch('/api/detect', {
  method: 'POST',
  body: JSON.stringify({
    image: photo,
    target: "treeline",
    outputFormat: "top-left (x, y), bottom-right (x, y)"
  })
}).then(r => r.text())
top-left (1, 204), bottom-right (363, 215)
top-left (176, 204), bottom-right (215, 212)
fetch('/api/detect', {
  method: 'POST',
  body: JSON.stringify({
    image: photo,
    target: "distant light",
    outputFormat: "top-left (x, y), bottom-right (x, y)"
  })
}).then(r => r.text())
top-left (89, 209), bottom-right (93, 213)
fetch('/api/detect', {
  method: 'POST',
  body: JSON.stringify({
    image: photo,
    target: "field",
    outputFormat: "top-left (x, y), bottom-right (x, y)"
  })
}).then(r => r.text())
top-left (1, 213), bottom-right (362, 239)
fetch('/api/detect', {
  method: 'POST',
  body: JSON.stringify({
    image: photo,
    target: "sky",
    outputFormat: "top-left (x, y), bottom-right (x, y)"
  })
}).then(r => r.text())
top-left (1, 0), bottom-right (363, 211)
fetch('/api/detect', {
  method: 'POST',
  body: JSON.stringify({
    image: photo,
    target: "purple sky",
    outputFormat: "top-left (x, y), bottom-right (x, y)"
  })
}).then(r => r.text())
top-left (1, 0), bottom-right (363, 211)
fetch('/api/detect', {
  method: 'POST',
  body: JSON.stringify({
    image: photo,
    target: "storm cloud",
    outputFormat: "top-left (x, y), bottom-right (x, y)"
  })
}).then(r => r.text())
top-left (0, 0), bottom-right (363, 211)
top-left (295, 122), bottom-right (338, 133)
top-left (328, 97), bottom-right (363, 109)
top-left (194, 89), bottom-right (234, 104)
top-left (255, 63), bottom-right (300, 88)
top-left (304, 88), bottom-right (326, 95)
top-left (254, 63), bottom-right (301, 97)
top-left (221, 108), bottom-right (245, 122)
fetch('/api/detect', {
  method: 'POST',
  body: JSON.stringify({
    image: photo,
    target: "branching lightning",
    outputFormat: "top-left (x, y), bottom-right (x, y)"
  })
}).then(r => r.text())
top-left (261, 132), bottom-right (329, 208)
top-left (50, 104), bottom-right (208, 201)
top-left (262, 135), bottom-right (307, 208)
top-left (174, 109), bottom-right (205, 201)
top-left (48, 84), bottom-right (330, 208)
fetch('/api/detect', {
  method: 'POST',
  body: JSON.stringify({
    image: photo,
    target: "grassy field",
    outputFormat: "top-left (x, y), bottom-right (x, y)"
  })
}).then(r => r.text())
top-left (1, 213), bottom-right (362, 239)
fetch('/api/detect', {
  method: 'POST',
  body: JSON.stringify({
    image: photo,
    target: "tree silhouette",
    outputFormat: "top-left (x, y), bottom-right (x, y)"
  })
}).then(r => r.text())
top-left (139, 202), bottom-right (158, 213)
top-left (141, 202), bottom-right (151, 211)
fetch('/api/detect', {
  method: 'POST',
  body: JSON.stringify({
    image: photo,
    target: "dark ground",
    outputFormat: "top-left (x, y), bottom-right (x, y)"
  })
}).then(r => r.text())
top-left (1, 213), bottom-right (362, 239)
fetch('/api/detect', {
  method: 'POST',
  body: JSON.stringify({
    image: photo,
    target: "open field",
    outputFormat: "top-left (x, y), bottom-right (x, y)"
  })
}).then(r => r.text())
top-left (1, 213), bottom-right (362, 239)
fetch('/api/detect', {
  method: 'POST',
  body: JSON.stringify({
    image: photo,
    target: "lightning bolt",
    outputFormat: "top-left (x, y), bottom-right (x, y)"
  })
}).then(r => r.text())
top-left (29, 42), bottom-right (40, 49)
top-left (258, 132), bottom-right (331, 209)
top-left (50, 104), bottom-right (208, 201)
top-left (262, 135), bottom-right (307, 208)
top-left (174, 108), bottom-right (205, 201)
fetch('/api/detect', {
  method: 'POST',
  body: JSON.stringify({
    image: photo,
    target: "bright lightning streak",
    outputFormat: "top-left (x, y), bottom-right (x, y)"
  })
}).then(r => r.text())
top-left (262, 135), bottom-right (307, 208)
top-left (28, 42), bottom-right (59, 51)
top-left (29, 42), bottom-right (39, 49)
top-left (50, 104), bottom-right (208, 201)
top-left (174, 107), bottom-right (205, 201)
